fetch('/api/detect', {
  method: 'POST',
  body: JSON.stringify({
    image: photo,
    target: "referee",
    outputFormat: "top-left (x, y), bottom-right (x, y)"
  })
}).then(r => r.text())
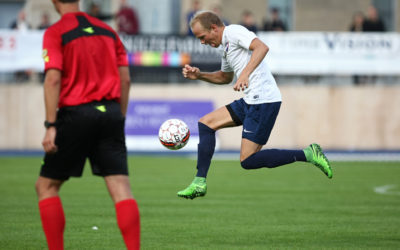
top-left (35, 0), bottom-right (140, 249)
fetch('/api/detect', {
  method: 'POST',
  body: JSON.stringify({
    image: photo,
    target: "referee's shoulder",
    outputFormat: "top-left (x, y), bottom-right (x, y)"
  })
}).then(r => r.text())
top-left (87, 15), bottom-right (116, 33)
top-left (43, 21), bottom-right (62, 37)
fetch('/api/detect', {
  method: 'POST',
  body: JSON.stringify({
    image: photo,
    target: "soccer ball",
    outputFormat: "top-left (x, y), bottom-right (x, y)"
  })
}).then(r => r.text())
top-left (159, 119), bottom-right (190, 150)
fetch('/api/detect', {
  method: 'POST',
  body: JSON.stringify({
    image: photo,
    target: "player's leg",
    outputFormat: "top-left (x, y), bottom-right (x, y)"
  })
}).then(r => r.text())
top-left (240, 138), bottom-right (308, 168)
top-left (239, 138), bottom-right (263, 161)
top-left (105, 175), bottom-right (140, 250)
top-left (35, 176), bottom-right (65, 250)
top-left (196, 106), bottom-right (236, 177)
top-left (239, 102), bottom-right (332, 178)
top-left (177, 106), bottom-right (236, 199)
top-left (240, 141), bottom-right (332, 178)
top-left (239, 101), bottom-right (306, 168)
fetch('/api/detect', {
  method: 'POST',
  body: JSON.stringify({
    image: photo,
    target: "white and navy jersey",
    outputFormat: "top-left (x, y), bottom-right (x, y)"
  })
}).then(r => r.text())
top-left (221, 24), bottom-right (282, 104)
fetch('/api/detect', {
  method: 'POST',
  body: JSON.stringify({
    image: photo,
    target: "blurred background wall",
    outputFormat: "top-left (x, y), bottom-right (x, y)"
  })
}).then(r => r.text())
top-left (1, 84), bottom-right (399, 150)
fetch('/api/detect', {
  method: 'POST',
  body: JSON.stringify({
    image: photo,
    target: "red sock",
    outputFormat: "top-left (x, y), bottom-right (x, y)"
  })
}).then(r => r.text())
top-left (38, 196), bottom-right (65, 250)
top-left (115, 199), bottom-right (140, 250)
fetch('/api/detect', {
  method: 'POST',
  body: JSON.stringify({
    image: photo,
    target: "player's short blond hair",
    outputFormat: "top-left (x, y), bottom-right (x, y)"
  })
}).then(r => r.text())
top-left (190, 11), bottom-right (224, 31)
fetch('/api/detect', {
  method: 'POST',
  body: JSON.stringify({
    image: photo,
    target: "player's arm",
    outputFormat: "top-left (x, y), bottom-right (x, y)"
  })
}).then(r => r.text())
top-left (182, 64), bottom-right (234, 85)
top-left (118, 66), bottom-right (130, 116)
top-left (233, 38), bottom-right (269, 91)
top-left (42, 69), bottom-right (61, 153)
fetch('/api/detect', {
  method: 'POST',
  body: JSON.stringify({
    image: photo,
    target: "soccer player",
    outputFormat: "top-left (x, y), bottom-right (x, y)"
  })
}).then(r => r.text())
top-left (35, 0), bottom-right (140, 249)
top-left (178, 11), bottom-right (332, 199)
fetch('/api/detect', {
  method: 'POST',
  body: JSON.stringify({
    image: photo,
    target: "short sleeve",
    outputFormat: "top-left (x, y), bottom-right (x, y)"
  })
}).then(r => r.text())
top-left (232, 25), bottom-right (257, 50)
top-left (42, 28), bottom-right (63, 72)
top-left (115, 34), bottom-right (128, 67)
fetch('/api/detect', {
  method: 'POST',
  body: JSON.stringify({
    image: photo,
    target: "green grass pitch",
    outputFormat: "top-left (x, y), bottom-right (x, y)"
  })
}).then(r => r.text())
top-left (0, 156), bottom-right (399, 249)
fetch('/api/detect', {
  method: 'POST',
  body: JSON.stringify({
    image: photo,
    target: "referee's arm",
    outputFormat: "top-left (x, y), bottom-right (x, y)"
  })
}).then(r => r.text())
top-left (119, 66), bottom-right (130, 117)
top-left (43, 69), bottom-right (61, 124)
top-left (42, 69), bottom-right (61, 153)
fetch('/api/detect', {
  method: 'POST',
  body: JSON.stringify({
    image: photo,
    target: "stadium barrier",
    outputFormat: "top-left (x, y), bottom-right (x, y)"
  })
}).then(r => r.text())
top-left (0, 84), bottom-right (399, 151)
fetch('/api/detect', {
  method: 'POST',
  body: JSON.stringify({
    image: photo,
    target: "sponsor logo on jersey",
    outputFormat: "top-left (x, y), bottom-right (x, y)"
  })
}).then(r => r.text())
top-left (223, 41), bottom-right (229, 58)
top-left (83, 27), bottom-right (94, 34)
top-left (42, 49), bottom-right (49, 63)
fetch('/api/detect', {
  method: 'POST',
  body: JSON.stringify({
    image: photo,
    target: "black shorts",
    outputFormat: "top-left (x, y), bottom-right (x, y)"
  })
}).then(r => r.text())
top-left (40, 100), bottom-right (128, 180)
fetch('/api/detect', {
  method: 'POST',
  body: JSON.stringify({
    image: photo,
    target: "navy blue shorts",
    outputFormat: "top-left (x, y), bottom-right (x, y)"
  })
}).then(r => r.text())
top-left (40, 100), bottom-right (128, 180)
top-left (226, 99), bottom-right (281, 145)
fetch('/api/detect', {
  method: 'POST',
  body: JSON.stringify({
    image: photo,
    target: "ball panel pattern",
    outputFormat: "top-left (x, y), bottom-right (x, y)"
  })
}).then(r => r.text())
top-left (159, 119), bottom-right (190, 150)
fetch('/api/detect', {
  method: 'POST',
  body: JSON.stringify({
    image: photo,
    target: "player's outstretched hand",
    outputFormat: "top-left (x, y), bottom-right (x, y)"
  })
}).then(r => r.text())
top-left (233, 75), bottom-right (249, 91)
top-left (182, 64), bottom-right (200, 80)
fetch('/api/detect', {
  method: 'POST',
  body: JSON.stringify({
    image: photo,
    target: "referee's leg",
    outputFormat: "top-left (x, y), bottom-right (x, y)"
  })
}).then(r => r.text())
top-left (35, 176), bottom-right (65, 250)
top-left (105, 175), bottom-right (140, 250)
top-left (35, 176), bottom-right (64, 200)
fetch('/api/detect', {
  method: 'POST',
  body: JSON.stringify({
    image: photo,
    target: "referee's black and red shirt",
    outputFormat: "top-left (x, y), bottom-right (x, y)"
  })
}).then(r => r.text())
top-left (42, 12), bottom-right (128, 108)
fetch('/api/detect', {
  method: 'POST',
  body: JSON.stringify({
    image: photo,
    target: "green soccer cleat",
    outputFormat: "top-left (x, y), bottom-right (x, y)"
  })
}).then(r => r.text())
top-left (304, 143), bottom-right (333, 179)
top-left (177, 177), bottom-right (207, 199)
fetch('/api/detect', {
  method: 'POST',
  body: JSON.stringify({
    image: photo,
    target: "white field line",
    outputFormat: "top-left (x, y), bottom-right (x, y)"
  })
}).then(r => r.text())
top-left (374, 185), bottom-right (400, 195)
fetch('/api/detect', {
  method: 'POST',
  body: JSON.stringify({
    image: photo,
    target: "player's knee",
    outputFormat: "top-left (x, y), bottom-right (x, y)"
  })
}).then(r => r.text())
top-left (198, 117), bottom-right (211, 127)
top-left (240, 157), bottom-right (252, 170)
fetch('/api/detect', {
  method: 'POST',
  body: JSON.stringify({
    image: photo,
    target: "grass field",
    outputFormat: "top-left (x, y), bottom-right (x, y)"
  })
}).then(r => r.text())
top-left (0, 156), bottom-right (399, 250)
